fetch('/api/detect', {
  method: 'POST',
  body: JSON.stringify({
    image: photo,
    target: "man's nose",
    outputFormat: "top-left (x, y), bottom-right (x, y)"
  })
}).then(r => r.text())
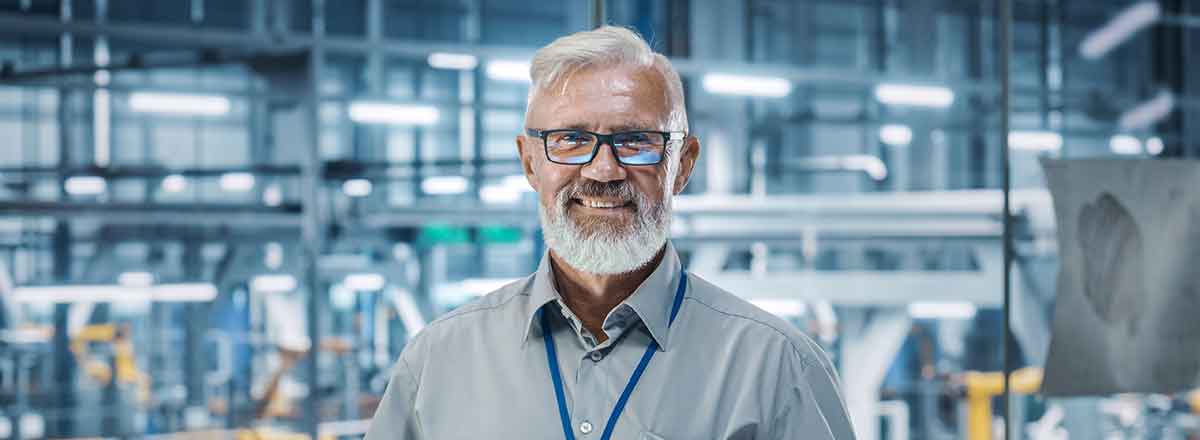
top-left (580, 141), bottom-right (627, 182)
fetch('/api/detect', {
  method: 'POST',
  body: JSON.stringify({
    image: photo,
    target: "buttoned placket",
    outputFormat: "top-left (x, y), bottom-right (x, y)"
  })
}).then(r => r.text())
top-left (563, 303), bottom-right (646, 437)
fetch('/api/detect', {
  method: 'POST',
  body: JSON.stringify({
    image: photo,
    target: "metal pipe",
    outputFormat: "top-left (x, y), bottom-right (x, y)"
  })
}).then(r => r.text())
top-left (590, 0), bottom-right (605, 28)
top-left (998, 0), bottom-right (1014, 439)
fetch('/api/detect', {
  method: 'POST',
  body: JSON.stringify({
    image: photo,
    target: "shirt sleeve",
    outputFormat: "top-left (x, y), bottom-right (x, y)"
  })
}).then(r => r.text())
top-left (771, 343), bottom-right (857, 440)
top-left (364, 355), bottom-right (423, 440)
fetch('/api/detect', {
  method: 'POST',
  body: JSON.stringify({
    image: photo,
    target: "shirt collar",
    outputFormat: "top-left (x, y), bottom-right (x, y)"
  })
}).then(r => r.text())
top-left (522, 241), bottom-right (684, 351)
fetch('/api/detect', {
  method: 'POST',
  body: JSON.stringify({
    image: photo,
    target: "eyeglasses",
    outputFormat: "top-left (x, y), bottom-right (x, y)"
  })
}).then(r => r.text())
top-left (525, 128), bottom-right (686, 166)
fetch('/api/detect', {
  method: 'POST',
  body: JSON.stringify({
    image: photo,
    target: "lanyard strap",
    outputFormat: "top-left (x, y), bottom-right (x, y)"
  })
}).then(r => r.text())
top-left (541, 270), bottom-right (688, 440)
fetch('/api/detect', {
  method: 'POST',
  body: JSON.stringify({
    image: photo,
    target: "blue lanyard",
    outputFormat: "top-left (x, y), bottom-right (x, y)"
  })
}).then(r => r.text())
top-left (541, 270), bottom-right (688, 440)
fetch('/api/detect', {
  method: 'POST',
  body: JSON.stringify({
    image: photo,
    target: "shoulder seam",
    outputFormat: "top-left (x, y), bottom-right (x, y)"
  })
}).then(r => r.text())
top-left (684, 296), bottom-right (820, 372)
top-left (423, 277), bottom-right (532, 331)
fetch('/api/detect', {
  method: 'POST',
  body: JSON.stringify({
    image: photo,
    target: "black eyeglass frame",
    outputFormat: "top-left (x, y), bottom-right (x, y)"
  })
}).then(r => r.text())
top-left (525, 128), bottom-right (687, 166)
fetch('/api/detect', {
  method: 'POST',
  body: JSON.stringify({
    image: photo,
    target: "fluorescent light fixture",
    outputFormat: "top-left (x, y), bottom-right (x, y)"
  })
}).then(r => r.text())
top-left (701, 73), bottom-right (792, 98)
top-left (480, 184), bottom-right (521, 204)
top-left (427, 52), bottom-right (479, 70)
top-left (879, 124), bottom-right (913, 147)
top-left (129, 92), bottom-right (231, 116)
top-left (344, 273), bottom-right (386, 291)
top-left (117, 271), bottom-right (154, 287)
top-left (250, 274), bottom-right (297, 293)
top-left (94, 89), bottom-right (111, 167)
top-left (874, 84), bottom-right (955, 108)
top-left (908, 301), bottom-right (977, 320)
top-left (502, 174), bottom-right (534, 192)
top-left (161, 174), bottom-right (187, 193)
top-left (1008, 131), bottom-right (1062, 152)
top-left (486, 60), bottom-right (531, 82)
top-left (1109, 134), bottom-right (1142, 155)
top-left (422, 176), bottom-right (469, 195)
top-left (1119, 90), bottom-right (1175, 130)
top-left (219, 172), bottom-right (255, 192)
top-left (750, 299), bottom-right (807, 317)
top-left (64, 176), bottom-right (107, 196)
top-left (1146, 136), bottom-right (1164, 155)
top-left (791, 155), bottom-right (888, 181)
top-left (1079, 1), bottom-right (1161, 60)
top-left (348, 101), bottom-right (439, 125)
top-left (342, 178), bottom-right (373, 197)
top-left (10, 283), bottom-right (217, 303)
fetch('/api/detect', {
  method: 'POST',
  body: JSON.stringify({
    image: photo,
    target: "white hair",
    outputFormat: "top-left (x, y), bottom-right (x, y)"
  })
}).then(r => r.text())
top-left (527, 25), bottom-right (689, 135)
top-left (526, 26), bottom-right (689, 275)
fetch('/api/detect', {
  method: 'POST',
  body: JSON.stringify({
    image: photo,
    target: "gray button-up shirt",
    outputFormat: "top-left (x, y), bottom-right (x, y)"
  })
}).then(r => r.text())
top-left (365, 242), bottom-right (855, 439)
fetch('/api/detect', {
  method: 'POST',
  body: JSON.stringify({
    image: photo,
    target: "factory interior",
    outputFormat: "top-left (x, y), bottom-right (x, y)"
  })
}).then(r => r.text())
top-left (0, 0), bottom-right (1197, 438)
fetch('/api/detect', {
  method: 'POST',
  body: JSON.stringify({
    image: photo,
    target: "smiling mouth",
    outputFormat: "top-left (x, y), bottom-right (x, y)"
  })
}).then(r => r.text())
top-left (571, 197), bottom-right (634, 210)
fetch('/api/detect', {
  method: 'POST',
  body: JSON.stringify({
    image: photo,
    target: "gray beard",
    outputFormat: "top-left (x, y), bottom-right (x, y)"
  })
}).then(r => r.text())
top-left (538, 184), bottom-right (671, 275)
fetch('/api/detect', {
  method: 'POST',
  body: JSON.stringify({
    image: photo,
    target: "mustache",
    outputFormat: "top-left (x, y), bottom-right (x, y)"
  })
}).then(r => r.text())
top-left (561, 180), bottom-right (637, 202)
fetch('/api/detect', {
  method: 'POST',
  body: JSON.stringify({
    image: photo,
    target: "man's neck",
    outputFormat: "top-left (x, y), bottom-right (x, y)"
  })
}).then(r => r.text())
top-left (548, 245), bottom-right (666, 344)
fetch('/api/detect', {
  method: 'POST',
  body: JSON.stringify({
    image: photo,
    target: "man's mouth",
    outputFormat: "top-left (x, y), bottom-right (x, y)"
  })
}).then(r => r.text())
top-left (571, 197), bottom-right (633, 210)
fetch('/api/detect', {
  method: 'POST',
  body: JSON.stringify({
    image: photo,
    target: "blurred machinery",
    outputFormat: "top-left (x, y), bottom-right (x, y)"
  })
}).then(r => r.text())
top-left (0, 0), bottom-right (1196, 439)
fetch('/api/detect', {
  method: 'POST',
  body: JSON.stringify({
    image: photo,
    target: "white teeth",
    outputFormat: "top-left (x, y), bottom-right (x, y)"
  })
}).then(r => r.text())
top-left (579, 199), bottom-right (624, 208)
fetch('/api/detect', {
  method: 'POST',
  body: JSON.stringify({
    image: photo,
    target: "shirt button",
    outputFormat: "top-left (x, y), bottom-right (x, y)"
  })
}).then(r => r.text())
top-left (589, 351), bottom-right (604, 362)
top-left (579, 420), bottom-right (594, 435)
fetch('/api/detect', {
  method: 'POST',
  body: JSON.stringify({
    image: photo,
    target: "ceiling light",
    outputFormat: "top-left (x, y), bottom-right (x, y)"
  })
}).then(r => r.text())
top-left (161, 174), bottom-right (187, 193)
top-left (262, 183), bottom-right (283, 206)
top-left (64, 176), bottom-right (107, 196)
top-left (791, 155), bottom-right (889, 181)
top-left (1146, 136), bottom-right (1164, 155)
top-left (480, 184), bottom-right (521, 204)
top-left (422, 176), bottom-right (469, 195)
top-left (1008, 131), bottom-right (1063, 152)
top-left (250, 274), bottom-right (297, 293)
top-left (348, 101), bottom-right (439, 125)
top-left (485, 60), bottom-right (531, 82)
top-left (10, 283), bottom-right (217, 303)
top-left (879, 124), bottom-right (913, 147)
top-left (909, 301), bottom-right (977, 320)
top-left (502, 174), bottom-right (534, 192)
top-left (1109, 134), bottom-right (1142, 155)
top-left (1079, 1), bottom-right (1161, 60)
top-left (129, 92), bottom-right (230, 116)
top-left (342, 178), bottom-right (373, 197)
top-left (1118, 90), bottom-right (1175, 130)
top-left (344, 273), bottom-right (386, 291)
top-left (427, 52), bottom-right (479, 70)
top-left (701, 74), bottom-right (792, 98)
top-left (117, 271), bottom-right (154, 287)
top-left (874, 84), bottom-right (955, 108)
top-left (219, 172), bottom-right (255, 192)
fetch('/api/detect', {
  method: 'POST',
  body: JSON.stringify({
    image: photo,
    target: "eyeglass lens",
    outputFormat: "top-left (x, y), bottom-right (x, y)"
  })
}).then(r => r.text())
top-left (545, 130), bottom-right (666, 165)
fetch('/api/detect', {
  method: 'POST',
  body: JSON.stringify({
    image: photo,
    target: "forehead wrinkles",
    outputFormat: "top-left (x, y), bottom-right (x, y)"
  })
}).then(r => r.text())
top-left (528, 66), bottom-right (671, 129)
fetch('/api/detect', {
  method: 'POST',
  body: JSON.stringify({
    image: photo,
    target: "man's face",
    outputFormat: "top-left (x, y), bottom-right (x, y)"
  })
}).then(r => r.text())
top-left (518, 65), bottom-right (699, 274)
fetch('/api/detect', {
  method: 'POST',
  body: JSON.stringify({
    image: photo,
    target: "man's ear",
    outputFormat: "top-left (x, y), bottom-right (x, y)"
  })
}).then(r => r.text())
top-left (673, 135), bottom-right (701, 195)
top-left (517, 135), bottom-right (537, 191)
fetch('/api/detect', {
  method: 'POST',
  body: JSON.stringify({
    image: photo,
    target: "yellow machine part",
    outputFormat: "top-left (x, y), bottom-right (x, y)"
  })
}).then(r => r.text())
top-left (71, 324), bottom-right (151, 402)
top-left (964, 367), bottom-right (1043, 440)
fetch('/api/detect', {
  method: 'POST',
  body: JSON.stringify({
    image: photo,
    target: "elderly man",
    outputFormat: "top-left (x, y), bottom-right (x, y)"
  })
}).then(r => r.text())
top-left (366, 26), bottom-right (854, 439)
